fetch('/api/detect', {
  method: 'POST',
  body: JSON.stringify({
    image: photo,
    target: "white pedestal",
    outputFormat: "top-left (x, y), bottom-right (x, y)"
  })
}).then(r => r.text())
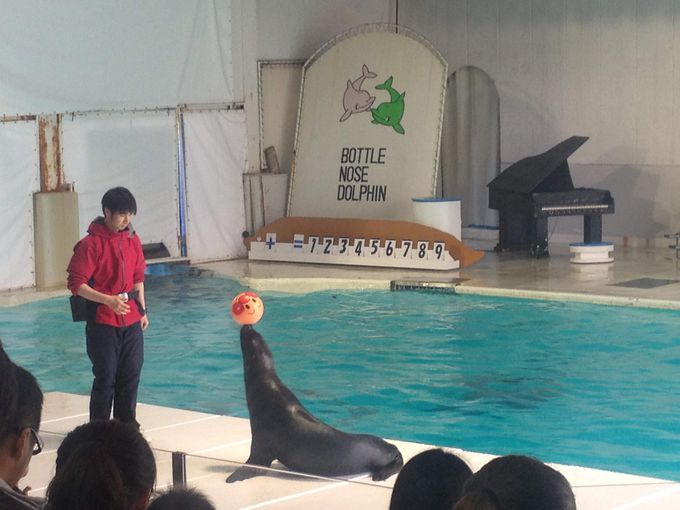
top-left (569, 242), bottom-right (614, 264)
top-left (412, 197), bottom-right (462, 240)
top-left (33, 191), bottom-right (80, 289)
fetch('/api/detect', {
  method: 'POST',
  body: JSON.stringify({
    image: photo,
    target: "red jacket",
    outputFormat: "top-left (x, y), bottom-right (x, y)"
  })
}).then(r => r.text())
top-left (67, 218), bottom-right (146, 327)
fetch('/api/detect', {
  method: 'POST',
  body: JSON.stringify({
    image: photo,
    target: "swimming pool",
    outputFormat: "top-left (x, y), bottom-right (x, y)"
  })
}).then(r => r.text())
top-left (2, 267), bottom-right (679, 481)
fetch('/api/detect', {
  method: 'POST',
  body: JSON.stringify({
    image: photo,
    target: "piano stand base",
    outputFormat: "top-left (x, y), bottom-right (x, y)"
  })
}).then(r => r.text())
top-left (494, 213), bottom-right (610, 259)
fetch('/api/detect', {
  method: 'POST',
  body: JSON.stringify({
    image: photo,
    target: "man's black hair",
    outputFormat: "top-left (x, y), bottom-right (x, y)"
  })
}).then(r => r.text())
top-left (101, 187), bottom-right (137, 215)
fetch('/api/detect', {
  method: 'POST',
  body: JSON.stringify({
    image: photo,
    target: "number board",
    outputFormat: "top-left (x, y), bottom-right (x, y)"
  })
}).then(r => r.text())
top-left (248, 233), bottom-right (459, 270)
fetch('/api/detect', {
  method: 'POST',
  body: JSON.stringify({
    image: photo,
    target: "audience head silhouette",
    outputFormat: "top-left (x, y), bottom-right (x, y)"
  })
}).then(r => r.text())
top-left (389, 448), bottom-right (473, 510)
top-left (46, 420), bottom-right (156, 510)
top-left (453, 455), bottom-right (576, 510)
top-left (0, 340), bottom-right (18, 440)
top-left (148, 487), bottom-right (215, 510)
top-left (0, 340), bottom-right (43, 490)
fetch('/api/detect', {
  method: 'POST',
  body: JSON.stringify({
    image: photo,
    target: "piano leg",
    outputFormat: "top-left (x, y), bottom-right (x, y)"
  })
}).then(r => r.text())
top-left (497, 211), bottom-right (531, 252)
top-left (530, 217), bottom-right (549, 258)
top-left (584, 215), bottom-right (603, 243)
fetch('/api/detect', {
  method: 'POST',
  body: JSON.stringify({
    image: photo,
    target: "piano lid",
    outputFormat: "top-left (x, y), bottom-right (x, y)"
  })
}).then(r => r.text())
top-left (488, 136), bottom-right (588, 194)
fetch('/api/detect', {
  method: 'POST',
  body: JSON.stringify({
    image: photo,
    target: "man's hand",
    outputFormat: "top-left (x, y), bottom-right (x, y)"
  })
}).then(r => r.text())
top-left (107, 295), bottom-right (131, 315)
top-left (141, 314), bottom-right (149, 331)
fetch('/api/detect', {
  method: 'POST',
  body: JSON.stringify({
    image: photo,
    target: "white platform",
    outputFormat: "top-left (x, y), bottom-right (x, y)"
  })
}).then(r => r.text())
top-left (24, 392), bottom-right (680, 510)
top-left (570, 242), bottom-right (614, 264)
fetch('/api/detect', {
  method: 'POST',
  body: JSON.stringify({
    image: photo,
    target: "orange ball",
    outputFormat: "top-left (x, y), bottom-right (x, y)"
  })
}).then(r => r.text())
top-left (231, 291), bottom-right (264, 325)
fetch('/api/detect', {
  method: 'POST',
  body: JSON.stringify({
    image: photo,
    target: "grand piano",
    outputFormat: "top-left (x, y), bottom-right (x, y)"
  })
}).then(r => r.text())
top-left (488, 136), bottom-right (614, 257)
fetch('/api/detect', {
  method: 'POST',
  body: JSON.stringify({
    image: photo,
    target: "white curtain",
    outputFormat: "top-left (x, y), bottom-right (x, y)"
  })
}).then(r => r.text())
top-left (184, 108), bottom-right (247, 262)
top-left (0, 0), bottom-right (233, 114)
top-left (441, 66), bottom-right (500, 228)
top-left (0, 121), bottom-right (40, 290)
top-left (61, 112), bottom-right (180, 257)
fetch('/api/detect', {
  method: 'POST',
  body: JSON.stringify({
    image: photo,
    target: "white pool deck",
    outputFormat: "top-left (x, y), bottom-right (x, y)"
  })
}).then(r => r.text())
top-left (5, 244), bottom-right (680, 508)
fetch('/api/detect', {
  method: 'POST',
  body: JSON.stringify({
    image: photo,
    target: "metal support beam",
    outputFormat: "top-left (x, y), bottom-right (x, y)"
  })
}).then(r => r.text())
top-left (171, 451), bottom-right (187, 486)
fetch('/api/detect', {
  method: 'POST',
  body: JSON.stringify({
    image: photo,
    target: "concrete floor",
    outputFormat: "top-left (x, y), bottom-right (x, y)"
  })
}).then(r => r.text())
top-left (26, 392), bottom-right (680, 510)
top-left (6, 243), bottom-right (680, 508)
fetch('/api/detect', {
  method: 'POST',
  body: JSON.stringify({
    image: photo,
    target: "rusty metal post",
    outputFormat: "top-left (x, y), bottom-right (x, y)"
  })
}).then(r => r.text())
top-left (37, 113), bottom-right (64, 192)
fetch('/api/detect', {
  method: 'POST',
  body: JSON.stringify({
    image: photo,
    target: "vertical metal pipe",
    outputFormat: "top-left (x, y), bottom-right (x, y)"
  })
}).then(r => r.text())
top-left (175, 107), bottom-right (188, 257)
top-left (171, 451), bottom-right (187, 486)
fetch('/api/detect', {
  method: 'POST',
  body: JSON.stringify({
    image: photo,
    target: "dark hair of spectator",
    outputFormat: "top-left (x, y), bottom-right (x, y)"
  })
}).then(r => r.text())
top-left (0, 341), bottom-right (43, 442)
top-left (46, 420), bottom-right (156, 510)
top-left (0, 340), bottom-right (19, 441)
top-left (453, 455), bottom-right (576, 510)
top-left (12, 365), bottom-right (43, 430)
top-left (389, 448), bottom-right (473, 510)
top-left (148, 487), bottom-right (216, 510)
top-left (102, 187), bottom-right (137, 215)
top-left (451, 489), bottom-right (502, 510)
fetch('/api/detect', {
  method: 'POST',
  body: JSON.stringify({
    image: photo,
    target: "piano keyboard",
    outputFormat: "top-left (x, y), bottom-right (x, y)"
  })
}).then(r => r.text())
top-left (540, 203), bottom-right (611, 213)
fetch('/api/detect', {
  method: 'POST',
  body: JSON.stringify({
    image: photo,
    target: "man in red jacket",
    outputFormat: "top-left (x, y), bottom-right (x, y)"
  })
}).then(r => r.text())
top-left (67, 187), bottom-right (148, 427)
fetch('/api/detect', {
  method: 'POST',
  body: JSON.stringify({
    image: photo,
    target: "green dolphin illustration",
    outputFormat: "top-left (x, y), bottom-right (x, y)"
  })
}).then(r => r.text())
top-left (371, 76), bottom-right (405, 135)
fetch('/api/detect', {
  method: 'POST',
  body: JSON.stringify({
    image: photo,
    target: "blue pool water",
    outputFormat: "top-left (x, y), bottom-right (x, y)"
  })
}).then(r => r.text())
top-left (2, 267), bottom-right (679, 481)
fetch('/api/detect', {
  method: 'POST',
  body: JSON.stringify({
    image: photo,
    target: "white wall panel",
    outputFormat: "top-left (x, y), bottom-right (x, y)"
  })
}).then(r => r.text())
top-left (399, 0), bottom-right (466, 70)
top-left (530, 0), bottom-right (565, 152)
top-left (0, 121), bottom-right (39, 290)
top-left (468, 0), bottom-right (500, 78)
top-left (255, 0), bottom-right (393, 59)
top-left (674, 0), bottom-right (680, 165)
top-left (597, 1), bottom-right (638, 165)
top-left (61, 113), bottom-right (180, 257)
top-left (635, 0), bottom-right (675, 165)
top-left (497, 0), bottom-right (533, 162)
top-left (259, 62), bottom-right (304, 173)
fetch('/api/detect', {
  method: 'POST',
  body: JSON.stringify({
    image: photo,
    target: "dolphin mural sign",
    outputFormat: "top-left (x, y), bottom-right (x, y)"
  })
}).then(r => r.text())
top-left (339, 66), bottom-right (406, 135)
top-left (289, 23), bottom-right (447, 222)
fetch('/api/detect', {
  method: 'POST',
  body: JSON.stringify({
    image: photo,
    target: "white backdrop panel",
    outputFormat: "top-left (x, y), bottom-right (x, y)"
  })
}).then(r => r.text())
top-left (61, 113), bottom-right (180, 257)
top-left (0, 121), bottom-right (39, 290)
top-left (259, 61), bottom-right (304, 173)
top-left (184, 109), bottom-right (247, 262)
top-left (0, 0), bottom-right (233, 113)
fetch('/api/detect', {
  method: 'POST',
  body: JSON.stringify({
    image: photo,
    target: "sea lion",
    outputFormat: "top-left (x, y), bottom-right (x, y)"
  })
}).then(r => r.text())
top-left (226, 325), bottom-right (404, 483)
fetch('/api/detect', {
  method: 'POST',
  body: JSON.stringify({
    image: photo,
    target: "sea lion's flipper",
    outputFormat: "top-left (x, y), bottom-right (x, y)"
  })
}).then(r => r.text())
top-left (225, 448), bottom-right (275, 483)
top-left (226, 465), bottom-right (268, 483)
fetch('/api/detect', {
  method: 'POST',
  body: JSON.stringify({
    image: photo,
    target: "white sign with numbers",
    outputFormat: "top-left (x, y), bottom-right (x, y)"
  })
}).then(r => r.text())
top-left (249, 233), bottom-right (459, 270)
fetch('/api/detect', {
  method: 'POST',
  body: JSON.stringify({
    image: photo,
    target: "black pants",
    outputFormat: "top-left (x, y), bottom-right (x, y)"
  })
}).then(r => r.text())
top-left (86, 321), bottom-right (143, 424)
